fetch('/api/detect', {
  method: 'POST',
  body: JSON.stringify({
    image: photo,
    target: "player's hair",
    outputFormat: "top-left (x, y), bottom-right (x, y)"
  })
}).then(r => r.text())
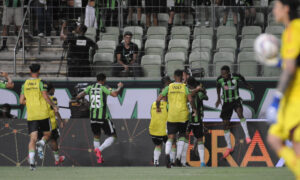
top-left (97, 73), bottom-right (106, 81)
top-left (46, 82), bottom-right (54, 92)
top-left (174, 69), bottom-right (183, 78)
top-left (161, 76), bottom-right (171, 85)
top-left (124, 31), bottom-right (133, 37)
top-left (183, 69), bottom-right (191, 76)
top-left (78, 24), bottom-right (87, 34)
top-left (221, 65), bottom-right (230, 72)
top-left (29, 64), bottom-right (41, 73)
top-left (187, 76), bottom-right (198, 88)
top-left (279, 0), bottom-right (299, 20)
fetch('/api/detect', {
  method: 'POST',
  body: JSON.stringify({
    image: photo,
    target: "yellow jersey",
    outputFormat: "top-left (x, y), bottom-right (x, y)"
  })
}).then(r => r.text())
top-left (21, 78), bottom-right (49, 121)
top-left (281, 18), bottom-right (300, 102)
top-left (48, 96), bottom-right (58, 130)
top-left (161, 82), bottom-right (190, 123)
top-left (149, 101), bottom-right (168, 136)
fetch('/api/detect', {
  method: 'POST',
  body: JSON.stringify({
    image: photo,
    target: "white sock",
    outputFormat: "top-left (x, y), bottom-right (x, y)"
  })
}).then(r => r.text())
top-left (29, 151), bottom-right (35, 164)
top-left (53, 151), bottom-right (59, 161)
top-left (240, 118), bottom-right (250, 138)
top-left (94, 138), bottom-right (100, 148)
top-left (99, 137), bottom-right (115, 152)
top-left (154, 147), bottom-right (161, 163)
top-left (224, 131), bottom-right (232, 149)
top-left (170, 147), bottom-right (176, 163)
top-left (165, 140), bottom-right (172, 155)
top-left (198, 143), bottom-right (205, 163)
top-left (176, 139), bottom-right (185, 160)
top-left (38, 139), bottom-right (46, 146)
top-left (181, 142), bottom-right (189, 164)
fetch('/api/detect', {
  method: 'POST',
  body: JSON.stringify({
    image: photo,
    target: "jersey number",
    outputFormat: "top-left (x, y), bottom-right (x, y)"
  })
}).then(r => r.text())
top-left (91, 95), bottom-right (101, 108)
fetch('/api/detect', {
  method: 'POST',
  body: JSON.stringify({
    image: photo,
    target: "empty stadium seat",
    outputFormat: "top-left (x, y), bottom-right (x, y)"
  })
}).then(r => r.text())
top-left (165, 52), bottom-right (186, 77)
top-left (193, 27), bottom-right (214, 40)
top-left (255, 12), bottom-right (265, 27)
top-left (238, 52), bottom-right (258, 76)
top-left (189, 51), bottom-right (210, 77)
top-left (242, 26), bottom-right (262, 39)
top-left (213, 52), bottom-right (235, 76)
top-left (171, 26), bottom-right (191, 40)
top-left (263, 66), bottom-right (281, 77)
top-left (265, 26), bottom-right (284, 39)
top-left (123, 26), bottom-right (144, 41)
top-left (146, 26), bottom-right (167, 40)
top-left (192, 39), bottom-right (212, 53)
top-left (168, 39), bottom-right (189, 57)
top-left (217, 39), bottom-right (237, 54)
top-left (217, 26), bottom-right (237, 39)
top-left (93, 53), bottom-right (114, 76)
top-left (240, 39), bottom-right (255, 52)
top-left (85, 27), bottom-right (97, 42)
top-left (145, 39), bottom-right (165, 60)
top-left (99, 27), bottom-right (120, 45)
top-left (141, 55), bottom-right (162, 77)
top-left (158, 13), bottom-right (169, 27)
top-left (96, 40), bottom-right (116, 54)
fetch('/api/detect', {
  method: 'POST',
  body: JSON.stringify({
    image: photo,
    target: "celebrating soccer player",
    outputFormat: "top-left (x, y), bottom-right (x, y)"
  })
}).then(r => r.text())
top-left (266, 1), bottom-right (300, 180)
top-left (0, 71), bottom-right (14, 89)
top-left (215, 65), bottom-right (253, 158)
top-left (19, 64), bottom-right (58, 170)
top-left (76, 73), bottom-right (123, 164)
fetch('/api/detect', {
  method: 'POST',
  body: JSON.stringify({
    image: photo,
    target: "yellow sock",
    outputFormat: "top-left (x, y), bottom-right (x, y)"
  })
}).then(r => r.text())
top-left (278, 146), bottom-right (297, 177)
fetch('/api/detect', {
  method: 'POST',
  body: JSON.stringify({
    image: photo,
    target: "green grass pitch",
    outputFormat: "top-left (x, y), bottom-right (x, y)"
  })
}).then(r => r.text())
top-left (0, 166), bottom-right (294, 180)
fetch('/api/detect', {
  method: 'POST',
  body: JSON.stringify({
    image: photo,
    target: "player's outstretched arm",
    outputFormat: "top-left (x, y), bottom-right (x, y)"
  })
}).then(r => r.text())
top-left (110, 82), bottom-right (124, 97)
top-left (156, 94), bottom-right (163, 112)
top-left (76, 91), bottom-right (87, 100)
top-left (1, 72), bottom-right (14, 89)
top-left (215, 86), bottom-right (221, 108)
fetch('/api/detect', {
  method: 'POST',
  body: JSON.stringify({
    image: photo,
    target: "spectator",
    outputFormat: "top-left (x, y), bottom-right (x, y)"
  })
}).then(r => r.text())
top-left (0, 0), bottom-right (23, 51)
top-left (127, 0), bottom-right (142, 26)
top-left (95, 0), bottom-right (119, 32)
top-left (168, 0), bottom-right (187, 32)
top-left (114, 31), bottom-right (140, 77)
top-left (218, 0), bottom-right (239, 27)
top-left (145, 0), bottom-right (167, 28)
top-left (84, 0), bottom-right (97, 28)
top-left (194, 0), bottom-right (211, 27)
top-left (61, 24), bottom-right (97, 77)
top-left (239, 0), bottom-right (256, 26)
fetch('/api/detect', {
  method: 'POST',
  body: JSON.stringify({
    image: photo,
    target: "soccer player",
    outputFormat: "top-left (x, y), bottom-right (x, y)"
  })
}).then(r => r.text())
top-left (19, 64), bottom-right (58, 170)
top-left (215, 65), bottom-right (253, 158)
top-left (76, 73), bottom-right (123, 163)
top-left (0, 72), bottom-right (14, 89)
top-left (266, 1), bottom-right (300, 179)
top-left (156, 69), bottom-right (197, 168)
top-left (37, 82), bottom-right (65, 165)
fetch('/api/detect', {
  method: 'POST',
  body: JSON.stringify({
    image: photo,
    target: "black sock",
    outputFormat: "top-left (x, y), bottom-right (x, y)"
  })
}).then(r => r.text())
top-left (182, 21), bottom-right (186, 25)
top-left (138, 21), bottom-right (141, 25)
top-left (2, 37), bottom-right (7, 47)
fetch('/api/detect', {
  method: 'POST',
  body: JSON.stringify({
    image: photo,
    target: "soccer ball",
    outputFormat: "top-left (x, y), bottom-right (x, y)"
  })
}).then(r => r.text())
top-left (254, 33), bottom-right (280, 66)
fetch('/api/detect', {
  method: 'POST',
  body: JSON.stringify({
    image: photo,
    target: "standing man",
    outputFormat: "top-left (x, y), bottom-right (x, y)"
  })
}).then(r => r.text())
top-left (156, 69), bottom-right (197, 168)
top-left (215, 65), bottom-right (252, 158)
top-left (76, 73), bottom-right (123, 163)
top-left (0, 72), bottom-right (14, 89)
top-left (19, 64), bottom-right (58, 170)
top-left (266, 1), bottom-right (300, 180)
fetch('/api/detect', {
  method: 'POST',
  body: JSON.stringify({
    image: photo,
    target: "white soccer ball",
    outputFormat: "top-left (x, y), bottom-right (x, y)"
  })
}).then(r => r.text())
top-left (254, 33), bottom-right (280, 66)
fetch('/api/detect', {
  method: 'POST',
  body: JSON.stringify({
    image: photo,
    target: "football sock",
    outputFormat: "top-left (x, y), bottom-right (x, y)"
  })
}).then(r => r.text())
top-left (165, 139), bottom-right (173, 155)
top-left (224, 130), bottom-right (232, 149)
top-left (170, 147), bottom-right (176, 163)
top-left (154, 147), bottom-right (161, 163)
top-left (53, 151), bottom-right (59, 161)
top-left (176, 137), bottom-right (185, 160)
top-left (99, 137), bottom-right (115, 152)
top-left (198, 142), bottom-right (205, 163)
top-left (240, 118), bottom-right (250, 138)
top-left (93, 138), bottom-right (100, 148)
top-left (39, 138), bottom-right (46, 146)
top-left (278, 146), bottom-right (297, 175)
top-left (180, 140), bottom-right (189, 164)
top-left (29, 150), bottom-right (35, 164)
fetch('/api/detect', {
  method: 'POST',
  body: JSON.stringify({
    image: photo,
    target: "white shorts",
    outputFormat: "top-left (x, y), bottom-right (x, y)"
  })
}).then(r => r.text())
top-left (2, 6), bottom-right (23, 26)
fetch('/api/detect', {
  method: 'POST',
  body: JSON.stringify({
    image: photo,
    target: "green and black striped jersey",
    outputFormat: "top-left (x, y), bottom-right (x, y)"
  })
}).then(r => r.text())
top-left (189, 91), bottom-right (208, 123)
top-left (216, 73), bottom-right (246, 103)
top-left (84, 83), bottom-right (112, 120)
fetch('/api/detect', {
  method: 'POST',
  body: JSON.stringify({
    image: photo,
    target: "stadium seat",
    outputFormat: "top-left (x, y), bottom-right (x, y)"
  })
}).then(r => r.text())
top-left (168, 39), bottom-right (189, 58)
top-left (240, 39), bottom-right (255, 52)
top-left (268, 13), bottom-right (281, 26)
top-left (237, 52), bottom-right (258, 76)
top-left (192, 39), bottom-right (212, 53)
top-left (255, 12), bottom-right (265, 27)
top-left (263, 66), bottom-right (281, 77)
top-left (123, 26), bottom-right (144, 41)
top-left (85, 27), bottom-right (97, 42)
top-left (165, 52), bottom-right (186, 77)
top-left (174, 13), bottom-right (194, 26)
top-left (193, 27), bottom-right (214, 40)
top-left (158, 13), bottom-right (169, 27)
top-left (171, 26), bottom-right (191, 40)
top-left (96, 40), bottom-right (116, 54)
top-left (145, 39), bottom-right (165, 61)
top-left (99, 27), bottom-right (120, 45)
top-left (146, 26), bottom-right (167, 40)
top-left (217, 39), bottom-right (237, 54)
top-left (213, 52), bottom-right (235, 76)
top-left (141, 55), bottom-right (162, 77)
top-left (189, 51), bottom-right (210, 77)
top-left (93, 53), bottom-right (114, 76)
top-left (265, 26), bottom-right (284, 39)
top-left (217, 26), bottom-right (237, 40)
top-left (242, 26), bottom-right (262, 39)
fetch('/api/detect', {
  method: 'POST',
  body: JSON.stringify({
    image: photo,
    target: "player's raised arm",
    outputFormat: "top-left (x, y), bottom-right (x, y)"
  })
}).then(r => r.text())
top-left (1, 72), bottom-right (14, 89)
top-left (215, 81), bottom-right (221, 108)
top-left (110, 82), bottom-right (124, 97)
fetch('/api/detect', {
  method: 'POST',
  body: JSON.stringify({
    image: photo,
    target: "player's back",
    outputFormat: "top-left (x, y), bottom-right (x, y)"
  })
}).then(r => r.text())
top-left (48, 96), bottom-right (58, 130)
top-left (149, 101), bottom-right (168, 136)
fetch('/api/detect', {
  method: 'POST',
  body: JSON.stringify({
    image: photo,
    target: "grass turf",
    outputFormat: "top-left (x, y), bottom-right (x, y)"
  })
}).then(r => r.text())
top-left (0, 166), bottom-right (294, 180)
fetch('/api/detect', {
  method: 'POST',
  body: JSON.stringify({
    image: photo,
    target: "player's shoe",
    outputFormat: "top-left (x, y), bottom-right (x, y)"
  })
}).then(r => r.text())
top-left (165, 154), bottom-right (171, 168)
top-left (200, 162), bottom-right (206, 167)
top-left (246, 137), bottom-right (252, 144)
top-left (223, 148), bottom-right (234, 158)
top-left (55, 156), bottom-right (65, 165)
top-left (94, 148), bottom-right (103, 164)
top-left (36, 141), bottom-right (44, 159)
top-left (154, 160), bottom-right (159, 167)
top-left (182, 162), bottom-right (191, 167)
top-left (29, 164), bottom-right (36, 171)
top-left (175, 159), bottom-right (182, 167)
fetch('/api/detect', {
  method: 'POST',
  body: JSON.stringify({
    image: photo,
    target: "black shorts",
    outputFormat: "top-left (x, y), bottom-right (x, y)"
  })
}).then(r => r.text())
top-left (38, 128), bottom-right (60, 141)
top-left (145, 0), bottom-right (166, 14)
top-left (27, 118), bottom-right (51, 135)
top-left (220, 98), bottom-right (243, 120)
top-left (128, 0), bottom-right (142, 6)
top-left (240, 0), bottom-right (253, 6)
top-left (187, 123), bottom-right (204, 139)
top-left (223, 0), bottom-right (238, 6)
top-left (91, 119), bottom-right (116, 136)
top-left (150, 135), bottom-right (168, 146)
top-left (167, 121), bottom-right (188, 135)
top-left (195, 0), bottom-right (211, 6)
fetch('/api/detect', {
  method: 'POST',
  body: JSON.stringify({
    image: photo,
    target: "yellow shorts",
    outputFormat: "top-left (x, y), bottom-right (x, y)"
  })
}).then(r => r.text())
top-left (268, 100), bottom-right (300, 142)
